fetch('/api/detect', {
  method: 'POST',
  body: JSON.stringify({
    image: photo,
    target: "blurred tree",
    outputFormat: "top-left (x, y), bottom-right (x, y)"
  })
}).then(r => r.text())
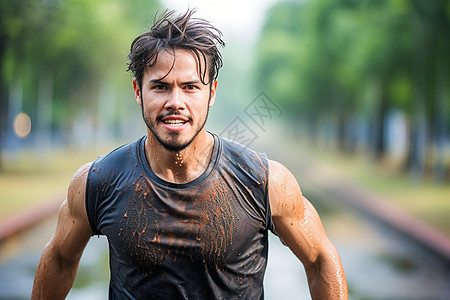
top-left (408, 0), bottom-right (450, 182)
top-left (255, 0), bottom-right (450, 182)
top-left (256, 2), bottom-right (303, 113)
top-left (0, 0), bottom-right (53, 165)
top-left (0, 0), bottom-right (160, 169)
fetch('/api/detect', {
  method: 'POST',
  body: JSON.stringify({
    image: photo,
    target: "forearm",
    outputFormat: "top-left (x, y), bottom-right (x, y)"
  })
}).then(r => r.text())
top-left (31, 245), bottom-right (80, 300)
top-left (306, 251), bottom-right (348, 299)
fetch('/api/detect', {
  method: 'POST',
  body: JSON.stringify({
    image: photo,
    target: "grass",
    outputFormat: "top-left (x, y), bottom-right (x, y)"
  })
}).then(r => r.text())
top-left (1, 137), bottom-right (449, 237)
top-left (300, 141), bottom-right (450, 236)
top-left (0, 148), bottom-right (103, 221)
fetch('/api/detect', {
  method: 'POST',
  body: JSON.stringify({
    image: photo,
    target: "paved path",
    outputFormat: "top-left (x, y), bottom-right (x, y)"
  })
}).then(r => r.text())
top-left (254, 133), bottom-right (450, 264)
top-left (1, 133), bottom-right (450, 299)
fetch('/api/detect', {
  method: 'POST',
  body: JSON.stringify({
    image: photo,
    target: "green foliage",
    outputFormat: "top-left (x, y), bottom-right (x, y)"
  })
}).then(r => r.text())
top-left (256, 0), bottom-right (450, 112)
top-left (0, 0), bottom-right (161, 139)
top-left (390, 74), bottom-right (413, 111)
top-left (255, 0), bottom-right (450, 179)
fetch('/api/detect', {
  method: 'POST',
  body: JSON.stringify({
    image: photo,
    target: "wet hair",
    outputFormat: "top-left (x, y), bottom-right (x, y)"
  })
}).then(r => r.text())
top-left (127, 9), bottom-right (225, 88)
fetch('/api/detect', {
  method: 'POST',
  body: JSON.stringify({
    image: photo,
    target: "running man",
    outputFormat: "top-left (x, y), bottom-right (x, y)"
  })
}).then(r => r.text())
top-left (32, 9), bottom-right (348, 299)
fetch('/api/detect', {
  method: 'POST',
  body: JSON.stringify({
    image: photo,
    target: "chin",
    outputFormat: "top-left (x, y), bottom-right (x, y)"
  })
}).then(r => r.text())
top-left (155, 132), bottom-right (195, 152)
top-left (161, 139), bottom-right (193, 152)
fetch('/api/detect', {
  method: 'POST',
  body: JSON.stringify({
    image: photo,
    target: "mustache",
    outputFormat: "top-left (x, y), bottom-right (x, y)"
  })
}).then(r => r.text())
top-left (157, 111), bottom-right (192, 122)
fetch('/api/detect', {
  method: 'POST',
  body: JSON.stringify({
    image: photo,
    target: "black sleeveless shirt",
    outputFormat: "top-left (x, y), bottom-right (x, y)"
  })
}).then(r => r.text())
top-left (86, 133), bottom-right (275, 299)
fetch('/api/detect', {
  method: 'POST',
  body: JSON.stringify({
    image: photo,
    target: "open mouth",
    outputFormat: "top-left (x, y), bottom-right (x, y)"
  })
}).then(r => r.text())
top-left (159, 115), bottom-right (190, 131)
top-left (162, 119), bottom-right (188, 126)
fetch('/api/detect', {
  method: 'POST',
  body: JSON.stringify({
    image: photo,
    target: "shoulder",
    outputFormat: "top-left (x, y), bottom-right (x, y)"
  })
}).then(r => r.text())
top-left (86, 139), bottom-right (143, 194)
top-left (268, 159), bottom-right (299, 188)
top-left (67, 162), bottom-right (93, 217)
top-left (68, 162), bottom-right (92, 197)
top-left (92, 138), bottom-right (142, 169)
top-left (219, 135), bottom-right (268, 166)
top-left (219, 136), bottom-right (269, 183)
top-left (268, 160), bottom-right (303, 218)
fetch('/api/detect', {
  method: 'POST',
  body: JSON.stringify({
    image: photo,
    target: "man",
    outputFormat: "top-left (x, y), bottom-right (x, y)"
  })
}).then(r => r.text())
top-left (32, 9), bottom-right (348, 299)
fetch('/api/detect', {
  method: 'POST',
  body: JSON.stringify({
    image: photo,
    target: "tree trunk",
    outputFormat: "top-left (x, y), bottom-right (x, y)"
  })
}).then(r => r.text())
top-left (409, 17), bottom-right (427, 182)
top-left (36, 72), bottom-right (53, 155)
top-left (0, 79), bottom-right (7, 170)
top-left (371, 79), bottom-right (387, 161)
top-left (6, 80), bottom-right (24, 160)
top-left (433, 43), bottom-right (448, 183)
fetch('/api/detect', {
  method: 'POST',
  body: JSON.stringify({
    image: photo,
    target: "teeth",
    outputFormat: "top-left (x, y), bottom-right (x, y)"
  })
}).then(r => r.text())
top-left (164, 120), bottom-right (185, 125)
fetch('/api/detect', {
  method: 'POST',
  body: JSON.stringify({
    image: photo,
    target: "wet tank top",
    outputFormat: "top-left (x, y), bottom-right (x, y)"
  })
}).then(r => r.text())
top-left (85, 133), bottom-right (275, 299)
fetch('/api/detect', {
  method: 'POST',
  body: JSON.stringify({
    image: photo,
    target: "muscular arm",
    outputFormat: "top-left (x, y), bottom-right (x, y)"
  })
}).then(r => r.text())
top-left (268, 160), bottom-right (348, 299)
top-left (32, 163), bottom-right (93, 300)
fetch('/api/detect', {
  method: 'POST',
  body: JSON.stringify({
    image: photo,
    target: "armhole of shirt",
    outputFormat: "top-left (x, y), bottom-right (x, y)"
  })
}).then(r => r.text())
top-left (85, 160), bottom-right (102, 236)
top-left (261, 152), bottom-right (276, 234)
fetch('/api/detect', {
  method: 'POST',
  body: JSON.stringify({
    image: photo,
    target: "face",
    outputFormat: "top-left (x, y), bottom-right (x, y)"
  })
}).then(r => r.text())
top-left (133, 49), bottom-right (217, 152)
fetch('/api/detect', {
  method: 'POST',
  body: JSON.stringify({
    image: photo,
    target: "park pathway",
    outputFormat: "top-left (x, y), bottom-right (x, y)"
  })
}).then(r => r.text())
top-left (1, 131), bottom-right (450, 299)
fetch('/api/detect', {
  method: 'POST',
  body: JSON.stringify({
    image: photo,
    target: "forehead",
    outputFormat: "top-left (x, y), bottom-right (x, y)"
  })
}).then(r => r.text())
top-left (144, 49), bottom-right (204, 81)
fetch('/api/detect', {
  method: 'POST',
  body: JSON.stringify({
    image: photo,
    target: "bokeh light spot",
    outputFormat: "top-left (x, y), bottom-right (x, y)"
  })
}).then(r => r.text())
top-left (13, 112), bottom-right (32, 138)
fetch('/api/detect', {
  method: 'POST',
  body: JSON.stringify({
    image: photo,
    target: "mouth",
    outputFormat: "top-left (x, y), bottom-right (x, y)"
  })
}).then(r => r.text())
top-left (159, 115), bottom-right (190, 131)
top-left (162, 119), bottom-right (188, 126)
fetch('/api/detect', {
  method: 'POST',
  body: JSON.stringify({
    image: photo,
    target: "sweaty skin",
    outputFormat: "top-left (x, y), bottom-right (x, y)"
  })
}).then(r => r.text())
top-left (133, 49), bottom-right (217, 185)
top-left (32, 163), bottom-right (92, 299)
top-left (268, 160), bottom-right (348, 299)
top-left (32, 49), bottom-right (348, 299)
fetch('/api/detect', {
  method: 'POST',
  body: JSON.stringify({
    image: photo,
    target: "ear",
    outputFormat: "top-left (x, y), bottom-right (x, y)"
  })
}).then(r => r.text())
top-left (132, 78), bottom-right (142, 106)
top-left (208, 80), bottom-right (218, 108)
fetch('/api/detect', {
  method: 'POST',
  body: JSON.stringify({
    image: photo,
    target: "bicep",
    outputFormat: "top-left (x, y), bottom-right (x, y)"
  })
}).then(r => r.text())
top-left (268, 160), bottom-right (331, 265)
top-left (49, 163), bottom-right (92, 262)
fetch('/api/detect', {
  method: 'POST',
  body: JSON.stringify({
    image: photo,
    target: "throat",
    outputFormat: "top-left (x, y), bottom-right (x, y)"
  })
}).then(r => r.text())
top-left (146, 133), bottom-right (215, 184)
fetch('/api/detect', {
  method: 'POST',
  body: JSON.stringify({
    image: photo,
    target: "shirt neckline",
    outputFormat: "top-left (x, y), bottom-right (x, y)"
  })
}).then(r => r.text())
top-left (137, 132), bottom-right (221, 190)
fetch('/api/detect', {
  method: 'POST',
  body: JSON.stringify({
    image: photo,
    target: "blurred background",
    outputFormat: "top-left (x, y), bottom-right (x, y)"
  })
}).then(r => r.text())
top-left (0, 0), bottom-right (449, 299)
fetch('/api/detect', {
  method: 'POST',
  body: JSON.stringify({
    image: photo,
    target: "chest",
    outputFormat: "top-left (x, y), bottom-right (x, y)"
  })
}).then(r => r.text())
top-left (101, 175), bottom-right (262, 270)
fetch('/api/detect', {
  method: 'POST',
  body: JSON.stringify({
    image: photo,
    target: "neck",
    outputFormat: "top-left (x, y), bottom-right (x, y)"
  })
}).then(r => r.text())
top-left (144, 130), bottom-right (214, 184)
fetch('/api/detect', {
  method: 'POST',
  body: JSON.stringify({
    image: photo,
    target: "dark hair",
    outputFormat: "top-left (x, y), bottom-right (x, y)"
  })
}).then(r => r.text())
top-left (127, 9), bottom-right (225, 88)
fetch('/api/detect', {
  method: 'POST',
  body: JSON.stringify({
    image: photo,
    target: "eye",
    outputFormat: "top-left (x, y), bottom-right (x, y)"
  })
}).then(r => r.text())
top-left (154, 85), bottom-right (167, 90)
top-left (185, 85), bottom-right (198, 90)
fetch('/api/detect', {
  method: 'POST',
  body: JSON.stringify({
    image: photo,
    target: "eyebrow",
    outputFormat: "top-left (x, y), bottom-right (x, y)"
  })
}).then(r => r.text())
top-left (183, 80), bottom-right (201, 85)
top-left (149, 79), bottom-right (202, 85)
top-left (149, 79), bottom-right (169, 85)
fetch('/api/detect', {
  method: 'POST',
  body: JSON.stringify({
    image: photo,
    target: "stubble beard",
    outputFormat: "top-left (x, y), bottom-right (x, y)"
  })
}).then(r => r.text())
top-left (140, 96), bottom-right (210, 152)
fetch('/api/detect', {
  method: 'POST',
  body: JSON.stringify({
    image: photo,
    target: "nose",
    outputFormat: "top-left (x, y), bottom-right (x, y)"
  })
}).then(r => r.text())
top-left (164, 88), bottom-right (185, 110)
